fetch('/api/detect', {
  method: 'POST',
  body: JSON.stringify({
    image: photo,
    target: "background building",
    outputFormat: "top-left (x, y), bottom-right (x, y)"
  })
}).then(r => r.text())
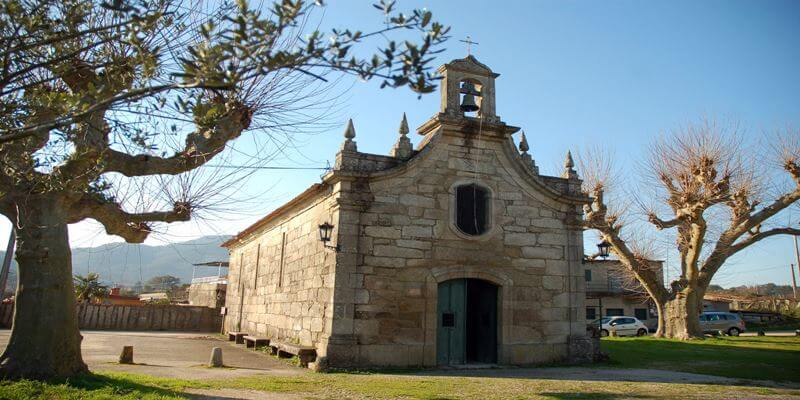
top-left (584, 259), bottom-right (662, 329)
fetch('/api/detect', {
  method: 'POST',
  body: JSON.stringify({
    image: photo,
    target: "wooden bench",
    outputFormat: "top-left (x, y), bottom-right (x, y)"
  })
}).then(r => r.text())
top-left (243, 335), bottom-right (270, 349)
top-left (227, 331), bottom-right (248, 344)
top-left (269, 340), bottom-right (317, 367)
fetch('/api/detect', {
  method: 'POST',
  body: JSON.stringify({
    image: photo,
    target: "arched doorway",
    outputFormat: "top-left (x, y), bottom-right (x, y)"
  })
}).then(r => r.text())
top-left (436, 278), bottom-right (498, 365)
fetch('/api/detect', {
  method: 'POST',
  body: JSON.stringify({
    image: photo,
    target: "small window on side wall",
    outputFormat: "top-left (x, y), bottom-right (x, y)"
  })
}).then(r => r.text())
top-left (455, 184), bottom-right (489, 236)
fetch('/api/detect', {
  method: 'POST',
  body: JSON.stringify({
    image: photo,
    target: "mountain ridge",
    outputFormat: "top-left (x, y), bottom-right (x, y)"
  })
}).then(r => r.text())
top-left (1, 235), bottom-right (231, 288)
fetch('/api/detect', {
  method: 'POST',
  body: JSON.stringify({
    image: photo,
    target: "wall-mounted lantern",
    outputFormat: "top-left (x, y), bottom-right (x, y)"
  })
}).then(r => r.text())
top-left (318, 222), bottom-right (339, 252)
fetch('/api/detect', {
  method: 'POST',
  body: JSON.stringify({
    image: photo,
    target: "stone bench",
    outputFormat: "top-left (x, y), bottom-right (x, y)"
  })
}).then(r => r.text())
top-left (243, 335), bottom-right (270, 349)
top-left (227, 331), bottom-right (248, 344)
top-left (269, 341), bottom-right (317, 367)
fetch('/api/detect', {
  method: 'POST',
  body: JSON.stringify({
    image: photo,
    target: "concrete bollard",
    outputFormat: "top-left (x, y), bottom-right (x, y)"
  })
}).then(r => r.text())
top-left (119, 346), bottom-right (134, 364)
top-left (757, 330), bottom-right (765, 336)
top-left (209, 347), bottom-right (223, 368)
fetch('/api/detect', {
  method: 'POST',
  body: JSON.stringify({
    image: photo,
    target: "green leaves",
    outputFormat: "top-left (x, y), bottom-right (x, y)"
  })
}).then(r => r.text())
top-left (0, 0), bottom-right (450, 210)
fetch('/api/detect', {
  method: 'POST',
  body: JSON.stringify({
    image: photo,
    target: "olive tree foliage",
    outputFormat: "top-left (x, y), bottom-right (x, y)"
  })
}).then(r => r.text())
top-left (0, 0), bottom-right (449, 379)
top-left (581, 121), bottom-right (800, 339)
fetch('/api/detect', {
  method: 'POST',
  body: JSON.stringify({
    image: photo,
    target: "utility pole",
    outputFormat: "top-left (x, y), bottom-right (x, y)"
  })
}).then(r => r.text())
top-left (0, 231), bottom-right (15, 299)
top-left (792, 264), bottom-right (798, 300)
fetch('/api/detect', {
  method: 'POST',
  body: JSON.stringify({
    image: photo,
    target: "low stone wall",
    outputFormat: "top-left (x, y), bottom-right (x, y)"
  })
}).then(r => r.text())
top-left (0, 302), bottom-right (221, 332)
top-left (188, 282), bottom-right (227, 308)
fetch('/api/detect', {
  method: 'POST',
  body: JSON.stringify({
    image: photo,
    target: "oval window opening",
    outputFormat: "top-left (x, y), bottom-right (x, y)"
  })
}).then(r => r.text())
top-left (456, 184), bottom-right (489, 236)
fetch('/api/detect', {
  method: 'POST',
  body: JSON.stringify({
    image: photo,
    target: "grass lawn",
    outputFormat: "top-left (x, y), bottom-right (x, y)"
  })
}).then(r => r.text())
top-left (1, 371), bottom-right (798, 400)
top-left (1, 336), bottom-right (799, 399)
top-left (600, 335), bottom-right (800, 382)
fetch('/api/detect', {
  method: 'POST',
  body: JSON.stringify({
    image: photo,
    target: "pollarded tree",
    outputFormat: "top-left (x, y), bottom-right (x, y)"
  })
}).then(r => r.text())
top-left (0, 0), bottom-right (449, 379)
top-left (582, 121), bottom-right (800, 339)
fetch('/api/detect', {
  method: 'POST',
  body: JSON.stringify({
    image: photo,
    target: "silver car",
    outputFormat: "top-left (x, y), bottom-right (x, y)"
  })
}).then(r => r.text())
top-left (593, 316), bottom-right (649, 337)
top-left (699, 312), bottom-right (746, 336)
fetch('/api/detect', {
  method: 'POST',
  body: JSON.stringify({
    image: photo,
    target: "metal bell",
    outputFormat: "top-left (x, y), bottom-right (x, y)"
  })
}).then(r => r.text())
top-left (459, 81), bottom-right (481, 113)
top-left (460, 93), bottom-right (479, 113)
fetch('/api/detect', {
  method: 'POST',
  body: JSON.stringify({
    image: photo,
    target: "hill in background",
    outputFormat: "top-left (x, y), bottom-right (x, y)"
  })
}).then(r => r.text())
top-left (1, 235), bottom-right (231, 289)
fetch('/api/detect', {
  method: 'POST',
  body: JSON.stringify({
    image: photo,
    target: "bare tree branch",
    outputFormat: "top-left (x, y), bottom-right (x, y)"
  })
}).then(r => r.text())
top-left (647, 213), bottom-right (681, 230)
top-left (584, 187), bottom-right (670, 303)
top-left (730, 227), bottom-right (800, 255)
top-left (67, 195), bottom-right (190, 243)
top-left (102, 99), bottom-right (252, 177)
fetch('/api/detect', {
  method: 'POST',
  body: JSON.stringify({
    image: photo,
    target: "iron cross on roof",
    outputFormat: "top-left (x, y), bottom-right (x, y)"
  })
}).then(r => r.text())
top-left (459, 36), bottom-right (479, 55)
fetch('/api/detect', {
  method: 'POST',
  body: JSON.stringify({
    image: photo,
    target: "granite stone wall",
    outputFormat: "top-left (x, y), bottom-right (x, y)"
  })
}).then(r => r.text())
top-left (224, 186), bottom-right (337, 352)
top-left (187, 282), bottom-right (227, 308)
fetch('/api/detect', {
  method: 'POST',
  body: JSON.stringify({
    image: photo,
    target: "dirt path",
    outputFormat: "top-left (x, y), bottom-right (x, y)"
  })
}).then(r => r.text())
top-left (184, 388), bottom-right (304, 400)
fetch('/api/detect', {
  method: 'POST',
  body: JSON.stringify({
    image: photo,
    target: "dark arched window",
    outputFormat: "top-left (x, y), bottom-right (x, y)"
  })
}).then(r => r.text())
top-left (455, 184), bottom-right (489, 236)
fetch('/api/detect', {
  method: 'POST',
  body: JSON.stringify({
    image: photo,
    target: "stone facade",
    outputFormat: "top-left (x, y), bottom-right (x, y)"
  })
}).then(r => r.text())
top-left (223, 56), bottom-right (593, 368)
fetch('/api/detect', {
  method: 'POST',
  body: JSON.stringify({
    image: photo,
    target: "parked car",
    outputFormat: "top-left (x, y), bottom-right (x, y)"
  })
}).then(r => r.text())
top-left (700, 312), bottom-right (746, 336)
top-left (593, 316), bottom-right (649, 337)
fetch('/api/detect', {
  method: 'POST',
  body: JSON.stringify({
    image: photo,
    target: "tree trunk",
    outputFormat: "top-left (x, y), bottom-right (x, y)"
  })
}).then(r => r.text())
top-left (662, 288), bottom-right (705, 339)
top-left (0, 196), bottom-right (87, 379)
top-left (653, 299), bottom-right (666, 337)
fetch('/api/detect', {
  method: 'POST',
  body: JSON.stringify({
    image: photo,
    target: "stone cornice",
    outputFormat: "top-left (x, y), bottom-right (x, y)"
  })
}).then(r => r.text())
top-left (416, 113), bottom-right (519, 138)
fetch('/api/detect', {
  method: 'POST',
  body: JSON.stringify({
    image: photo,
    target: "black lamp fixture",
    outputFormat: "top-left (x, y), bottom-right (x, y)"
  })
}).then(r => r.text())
top-left (318, 222), bottom-right (339, 251)
top-left (597, 240), bottom-right (611, 260)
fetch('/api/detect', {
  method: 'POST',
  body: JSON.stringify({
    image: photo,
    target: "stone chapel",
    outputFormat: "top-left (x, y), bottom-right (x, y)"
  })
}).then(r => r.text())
top-left (222, 56), bottom-right (593, 369)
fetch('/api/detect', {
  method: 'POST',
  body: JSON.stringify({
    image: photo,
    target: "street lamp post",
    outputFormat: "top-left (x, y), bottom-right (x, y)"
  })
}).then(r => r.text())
top-left (594, 240), bottom-right (612, 336)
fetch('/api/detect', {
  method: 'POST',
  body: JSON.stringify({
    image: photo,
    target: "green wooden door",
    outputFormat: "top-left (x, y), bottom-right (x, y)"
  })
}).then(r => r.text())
top-left (437, 279), bottom-right (466, 365)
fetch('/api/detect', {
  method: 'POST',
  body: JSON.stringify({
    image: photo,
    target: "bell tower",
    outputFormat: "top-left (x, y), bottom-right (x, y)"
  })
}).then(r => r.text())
top-left (438, 55), bottom-right (501, 124)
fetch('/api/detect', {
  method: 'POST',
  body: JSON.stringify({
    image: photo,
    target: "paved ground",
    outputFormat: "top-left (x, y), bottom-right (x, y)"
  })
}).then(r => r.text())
top-left (0, 330), bottom-right (304, 380)
top-left (741, 330), bottom-right (799, 337)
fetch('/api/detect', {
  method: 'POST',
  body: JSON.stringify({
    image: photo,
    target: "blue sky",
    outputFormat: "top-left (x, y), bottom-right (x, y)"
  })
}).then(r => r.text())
top-left (1, 0), bottom-right (799, 287)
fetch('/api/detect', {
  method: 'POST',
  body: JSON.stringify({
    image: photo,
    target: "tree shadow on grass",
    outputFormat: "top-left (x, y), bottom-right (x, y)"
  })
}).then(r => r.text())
top-left (63, 373), bottom-right (186, 398)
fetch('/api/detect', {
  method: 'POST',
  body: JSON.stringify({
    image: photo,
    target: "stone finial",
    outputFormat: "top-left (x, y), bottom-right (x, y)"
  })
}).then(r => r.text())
top-left (518, 131), bottom-right (539, 175)
top-left (518, 131), bottom-right (529, 153)
top-left (562, 150), bottom-right (578, 180)
top-left (399, 113), bottom-right (409, 136)
top-left (340, 119), bottom-right (357, 152)
top-left (390, 113), bottom-right (413, 160)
